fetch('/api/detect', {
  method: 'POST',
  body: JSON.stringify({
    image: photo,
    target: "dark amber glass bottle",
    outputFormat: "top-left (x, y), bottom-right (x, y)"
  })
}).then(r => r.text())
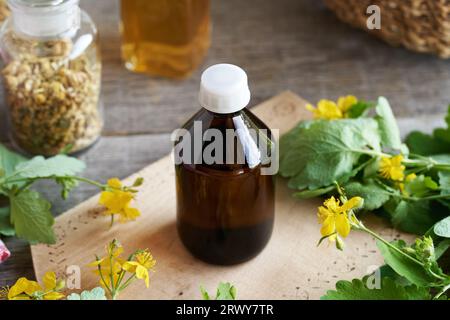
top-left (174, 64), bottom-right (276, 265)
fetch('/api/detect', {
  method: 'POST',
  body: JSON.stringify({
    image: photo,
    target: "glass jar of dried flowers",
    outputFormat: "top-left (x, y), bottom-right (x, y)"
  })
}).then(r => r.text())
top-left (0, 0), bottom-right (102, 156)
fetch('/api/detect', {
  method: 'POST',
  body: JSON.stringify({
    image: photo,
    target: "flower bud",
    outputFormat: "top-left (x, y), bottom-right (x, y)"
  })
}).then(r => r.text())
top-left (335, 236), bottom-right (345, 251)
top-left (132, 177), bottom-right (144, 187)
top-left (55, 280), bottom-right (66, 291)
top-left (353, 197), bottom-right (364, 210)
top-left (415, 236), bottom-right (435, 262)
top-left (0, 240), bottom-right (10, 264)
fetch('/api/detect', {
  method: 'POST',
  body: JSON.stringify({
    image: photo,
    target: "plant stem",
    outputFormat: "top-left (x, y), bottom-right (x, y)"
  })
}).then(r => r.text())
top-left (418, 194), bottom-right (450, 201)
top-left (434, 283), bottom-right (450, 300)
top-left (357, 224), bottom-right (422, 265)
top-left (71, 176), bottom-right (107, 189)
top-left (5, 175), bottom-right (107, 190)
top-left (352, 149), bottom-right (390, 158)
top-left (352, 149), bottom-right (450, 171)
top-left (356, 224), bottom-right (449, 282)
top-left (390, 193), bottom-right (450, 202)
top-left (109, 255), bottom-right (115, 295)
top-left (433, 165), bottom-right (450, 172)
top-left (117, 274), bottom-right (137, 292)
top-left (97, 264), bottom-right (113, 297)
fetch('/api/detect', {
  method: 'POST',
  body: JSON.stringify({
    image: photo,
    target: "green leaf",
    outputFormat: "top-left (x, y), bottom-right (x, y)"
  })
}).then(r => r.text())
top-left (200, 286), bottom-right (210, 300)
top-left (0, 207), bottom-right (15, 237)
top-left (216, 282), bottom-right (237, 300)
top-left (201, 283), bottom-right (237, 300)
top-left (406, 106), bottom-right (450, 156)
top-left (322, 277), bottom-right (430, 300)
top-left (378, 265), bottom-right (411, 286)
top-left (9, 190), bottom-right (55, 244)
top-left (375, 97), bottom-right (402, 150)
top-left (377, 240), bottom-right (435, 287)
top-left (434, 217), bottom-right (450, 238)
top-left (433, 106), bottom-right (450, 144)
top-left (280, 119), bottom-right (381, 190)
top-left (432, 156), bottom-right (450, 205)
top-left (439, 171), bottom-right (450, 196)
top-left (406, 132), bottom-right (449, 156)
top-left (67, 287), bottom-right (107, 300)
top-left (347, 101), bottom-right (374, 119)
top-left (344, 180), bottom-right (390, 211)
top-left (0, 144), bottom-right (26, 177)
top-left (363, 156), bottom-right (381, 178)
top-left (293, 185), bottom-right (336, 199)
top-left (435, 239), bottom-right (450, 259)
top-left (425, 216), bottom-right (450, 259)
top-left (404, 175), bottom-right (438, 198)
top-left (386, 200), bottom-right (438, 235)
top-left (11, 155), bottom-right (85, 180)
top-left (279, 121), bottom-right (314, 164)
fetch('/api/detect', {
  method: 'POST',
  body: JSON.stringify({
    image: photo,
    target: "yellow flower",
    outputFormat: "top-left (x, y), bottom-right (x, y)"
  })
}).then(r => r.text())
top-left (7, 272), bottom-right (65, 300)
top-left (99, 178), bottom-right (141, 223)
top-left (399, 173), bottom-right (418, 195)
top-left (337, 95), bottom-right (358, 113)
top-left (318, 196), bottom-right (362, 241)
top-left (306, 99), bottom-right (343, 120)
top-left (406, 173), bottom-right (417, 182)
top-left (379, 155), bottom-right (405, 182)
top-left (90, 240), bottom-right (124, 288)
top-left (122, 250), bottom-right (156, 288)
top-left (306, 95), bottom-right (358, 120)
top-left (90, 239), bottom-right (155, 299)
top-left (7, 278), bottom-right (40, 300)
top-left (91, 259), bottom-right (124, 288)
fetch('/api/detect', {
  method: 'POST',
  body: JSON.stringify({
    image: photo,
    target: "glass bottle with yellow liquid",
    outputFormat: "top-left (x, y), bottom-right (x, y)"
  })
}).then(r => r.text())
top-left (120, 0), bottom-right (211, 79)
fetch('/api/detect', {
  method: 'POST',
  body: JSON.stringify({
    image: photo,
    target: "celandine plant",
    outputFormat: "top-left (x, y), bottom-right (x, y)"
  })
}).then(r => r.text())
top-left (1, 239), bottom-right (156, 300)
top-left (90, 239), bottom-right (156, 300)
top-left (280, 95), bottom-right (450, 299)
top-left (281, 96), bottom-right (450, 235)
top-left (318, 183), bottom-right (450, 300)
top-left (0, 144), bottom-right (143, 244)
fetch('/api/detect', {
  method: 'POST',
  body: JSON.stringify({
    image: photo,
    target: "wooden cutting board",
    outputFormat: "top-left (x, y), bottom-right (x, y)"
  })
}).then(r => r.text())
top-left (31, 91), bottom-right (412, 300)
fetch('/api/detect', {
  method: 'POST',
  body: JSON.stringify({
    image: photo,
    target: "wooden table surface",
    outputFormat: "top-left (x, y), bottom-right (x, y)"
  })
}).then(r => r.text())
top-left (1, 0), bottom-right (449, 287)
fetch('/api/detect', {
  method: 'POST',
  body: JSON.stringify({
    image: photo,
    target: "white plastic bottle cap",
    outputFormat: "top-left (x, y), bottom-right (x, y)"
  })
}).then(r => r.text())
top-left (8, 0), bottom-right (81, 38)
top-left (199, 64), bottom-right (251, 114)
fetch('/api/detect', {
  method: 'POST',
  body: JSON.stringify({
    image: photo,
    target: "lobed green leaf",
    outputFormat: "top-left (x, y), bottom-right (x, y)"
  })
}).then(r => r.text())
top-left (9, 190), bottom-right (56, 244)
top-left (280, 119), bottom-right (381, 190)
top-left (322, 277), bottom-right (430, 300)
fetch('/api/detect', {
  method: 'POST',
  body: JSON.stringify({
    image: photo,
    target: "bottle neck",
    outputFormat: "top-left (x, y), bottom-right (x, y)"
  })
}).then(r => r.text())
top-left (8, 0), bottom-right (80, 39)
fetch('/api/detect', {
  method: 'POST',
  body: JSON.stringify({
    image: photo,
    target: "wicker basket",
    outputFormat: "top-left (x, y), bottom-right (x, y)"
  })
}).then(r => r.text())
top-left (0, 0), bottom-right (9, 23)
top-left (324, 0), bottom-right (450, 58)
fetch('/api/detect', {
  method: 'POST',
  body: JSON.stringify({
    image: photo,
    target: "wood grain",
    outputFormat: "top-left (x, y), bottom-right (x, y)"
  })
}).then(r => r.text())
top-left (0, 133), bottom-right (173, 285)
top-left (30, 92), bottom-right (414, 300)
top-left (1, 0), bottom-right (449, 286)
top-left (2, 0), bottom-right (450, 140)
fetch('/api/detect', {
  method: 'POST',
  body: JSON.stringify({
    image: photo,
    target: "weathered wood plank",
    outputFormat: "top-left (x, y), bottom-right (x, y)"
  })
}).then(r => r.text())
top-left (29, 92), bottom-right (412, 300)
top-left (2, 0), bottom-right (450, 139)
top-left (1, 0), bottom-right (450, 287)
top-left (0, 109), bottom-right (446, 286)
top-left (0, 133), bottom-right (172, 286)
